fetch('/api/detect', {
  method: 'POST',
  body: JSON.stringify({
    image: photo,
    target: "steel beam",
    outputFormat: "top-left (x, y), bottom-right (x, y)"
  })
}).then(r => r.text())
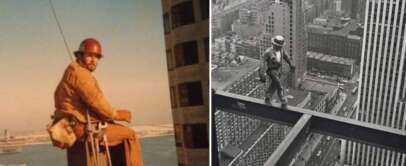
top-left (213, 91), bottom-right (303, 127)
top-left (264, 114), bottom-right (312, 166)
top-left (212, 90), bottom-right (220, 166)
top-left (213, 91), bottom-right (406, 154)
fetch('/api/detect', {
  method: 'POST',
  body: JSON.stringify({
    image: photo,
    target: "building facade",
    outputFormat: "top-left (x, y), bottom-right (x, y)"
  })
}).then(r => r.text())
top-left (307, 51), bottom-right (356, 79)
top-left (341, 0), bottom-right (406, 165)
top-left (161, 0), bottom-right (209, 165)
top-left (307, 23), bottom-right (362, 63)
top-left (304, 2), bottom-right (318, 24)
top-left (341, 0), bottom-right (357, 16)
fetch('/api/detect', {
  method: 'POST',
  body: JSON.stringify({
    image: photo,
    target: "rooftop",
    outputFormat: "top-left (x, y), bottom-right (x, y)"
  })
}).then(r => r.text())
top-left (307, 19), bottom-right (362, 39)
top-left (330, 20), bottom-right (361, 37)
top-left (307, 51), bottom-right (356, 65)
top-left (286, 89), bottom-right (310, 107)
top-left (224, 0), bottom-right (248, 11)
top-left (304, 92), bottom-right (327, 110)
top-left (212, 57), bottom-right (260, 90)
top-left (347, 34), bottom-right (361, 40)
top-left (301, 78), bottom-right (338, 97)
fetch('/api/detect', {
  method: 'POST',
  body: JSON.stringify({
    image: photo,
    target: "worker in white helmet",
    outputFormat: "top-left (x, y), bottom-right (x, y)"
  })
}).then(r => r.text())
top-left (259, 35), bottom-right (295, 109)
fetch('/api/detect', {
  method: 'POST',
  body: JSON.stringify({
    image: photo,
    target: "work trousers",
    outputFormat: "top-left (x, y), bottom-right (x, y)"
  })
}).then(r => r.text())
top-left (265, 69), bottom-right (287, 105)
top-left (68, 122), bottom-right (144, 166)
top-left (104, 123), bottom-right (143, 166)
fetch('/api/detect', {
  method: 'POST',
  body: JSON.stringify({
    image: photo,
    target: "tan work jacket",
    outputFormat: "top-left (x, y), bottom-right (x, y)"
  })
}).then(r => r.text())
top-left (54, 61), bottom-right (117, 123)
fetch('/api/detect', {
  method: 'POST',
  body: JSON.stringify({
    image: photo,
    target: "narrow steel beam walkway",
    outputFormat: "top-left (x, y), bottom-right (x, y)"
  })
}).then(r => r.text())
top-left (212, 91), bottom-right (406, 166)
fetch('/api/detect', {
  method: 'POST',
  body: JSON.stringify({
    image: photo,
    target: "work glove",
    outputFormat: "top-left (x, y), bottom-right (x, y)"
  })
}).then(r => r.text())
top-left (259, 77), bottom-right (266, 83)
top-left (116, 109), bottom-right (132, 123)
top-left (258, 74), bottom-right (266, 83)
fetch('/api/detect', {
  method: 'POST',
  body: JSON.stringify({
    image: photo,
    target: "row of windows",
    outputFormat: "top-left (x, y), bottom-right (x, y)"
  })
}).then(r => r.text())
top-left (166, 37), bottom-right (209, 70)
top-left (174, 123), bottom-right (209, 149)
top-left (175, 41), bottom-right (199, 67)
top-left (347, 143), bottom-right (404, 165)
top-left (170, 81), bottom-right (204, 108)
top-left (163, 0), bottom-right (209, 34)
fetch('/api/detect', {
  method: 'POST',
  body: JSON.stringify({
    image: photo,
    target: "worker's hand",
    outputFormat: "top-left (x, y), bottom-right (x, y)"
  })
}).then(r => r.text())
top-left (257, 73), bottom-right (266, 83)
top-left (258, 76), bottom-right (266, 83)
top-left (290, 65), bottom-right (296, 72)
top-left (116, 109), bottom-right (132, 123)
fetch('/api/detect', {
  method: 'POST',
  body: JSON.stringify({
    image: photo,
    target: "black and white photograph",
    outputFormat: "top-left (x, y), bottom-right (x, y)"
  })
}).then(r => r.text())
top-left (211, 0), bottom-right (406, 165)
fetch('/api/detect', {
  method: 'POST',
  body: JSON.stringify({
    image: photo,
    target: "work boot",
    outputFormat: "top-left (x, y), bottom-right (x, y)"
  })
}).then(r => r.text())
top-left (280, 95), bottom-right (288, 110)
top-left (281, 103), bottom-right (288, 110)
top-left (264, 97), bottom-right (272, 106)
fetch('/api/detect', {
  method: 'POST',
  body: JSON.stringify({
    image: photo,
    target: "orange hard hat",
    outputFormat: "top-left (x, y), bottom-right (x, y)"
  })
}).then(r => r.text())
top-left (74, 38), bottom-right (103, 58)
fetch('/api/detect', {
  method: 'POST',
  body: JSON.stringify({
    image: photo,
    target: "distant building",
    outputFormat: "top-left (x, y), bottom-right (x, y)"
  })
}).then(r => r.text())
top-left (231, 18), bottom-right (262, 40)
top-left (231, 8), bottom-right (262, 40)
top-left (254, 0), bottom-right (274, 26)
top-left (214, 36), bottom-right (232, 53)
top-left (304, 91), bottom-right (328, 113)
top-left (311, 0), bottom-right (331, 18)
top-left (358, 0), bottom-right (366, 22)
top-left (307, 51), bottom-right (356, 79)
top-left (239, 8), bottom-right (257, 25)
top-left (212, 17), bottom-right (221, 38)
top-left (307, 20), bottom-right (362, 63)
top-left (304, 2), bottom-right (318, 24)
top-left (312, 17), bottom-right (329, 26)
top-left (232, 39), bottom-right (260, 59)
top-left (333, 0), bottom-right (342, 13)
top-left (341, 0), bottom-right (352, 15)
top-left (219, 10), bottom-right (240, 34)
top-left (301, 78), bottom-right (340, 111)
top-left (161, 0), bottom-right (209, 165)
top-left (350, 0), bottom-right (359, 19)
top-left (212, 0), bottom-right (251, 36)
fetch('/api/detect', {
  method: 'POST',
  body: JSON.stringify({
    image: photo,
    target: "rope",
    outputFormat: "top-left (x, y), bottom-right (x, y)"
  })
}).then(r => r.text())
top-left (48, 0), bottom-right (73, 61)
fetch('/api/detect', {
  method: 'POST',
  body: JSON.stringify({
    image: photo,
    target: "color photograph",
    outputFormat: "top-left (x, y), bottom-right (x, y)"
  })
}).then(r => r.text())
top-left (0, 0), bottom-right (196, 165)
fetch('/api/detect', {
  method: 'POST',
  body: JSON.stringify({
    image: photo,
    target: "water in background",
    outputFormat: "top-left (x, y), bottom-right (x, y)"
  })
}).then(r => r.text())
top-left (0, 135), bottom-right (177, 166)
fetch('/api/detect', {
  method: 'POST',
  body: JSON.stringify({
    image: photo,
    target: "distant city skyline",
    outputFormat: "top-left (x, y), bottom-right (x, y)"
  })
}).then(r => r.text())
top-left (0, 0), bottom-right (172, 133)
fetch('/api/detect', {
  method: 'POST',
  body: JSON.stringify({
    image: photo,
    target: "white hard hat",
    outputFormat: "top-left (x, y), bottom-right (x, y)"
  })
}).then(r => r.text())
top-left (271, 35), bottom-right (285, 47)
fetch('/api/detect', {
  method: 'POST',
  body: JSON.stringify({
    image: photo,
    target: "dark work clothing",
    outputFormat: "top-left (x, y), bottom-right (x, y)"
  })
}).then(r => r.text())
top-left (260, 47), bottom-right (291, 105)
top-left (265, 70), bottom-right (287, 104)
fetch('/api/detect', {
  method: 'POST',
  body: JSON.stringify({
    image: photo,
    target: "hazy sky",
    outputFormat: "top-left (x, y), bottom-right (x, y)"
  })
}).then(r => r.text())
top-left (0, 0), bottom-right (172, 133)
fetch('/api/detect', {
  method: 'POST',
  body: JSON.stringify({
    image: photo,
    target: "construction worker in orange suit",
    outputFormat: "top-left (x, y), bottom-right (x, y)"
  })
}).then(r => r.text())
top-left (53, 38), bottom-right (143, 166)
top-left (259, 35), bottom-right (295, 109)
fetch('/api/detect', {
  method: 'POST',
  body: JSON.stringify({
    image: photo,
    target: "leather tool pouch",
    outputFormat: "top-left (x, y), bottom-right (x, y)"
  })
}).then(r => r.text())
top-left (46, 117), bottom-right (77, 149)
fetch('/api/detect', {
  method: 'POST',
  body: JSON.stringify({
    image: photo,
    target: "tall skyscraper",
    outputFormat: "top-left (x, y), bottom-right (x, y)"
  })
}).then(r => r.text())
top-left (341, 0), bottom-right (406, 165)
top-left (259, 0), bottom-right (307, 88)
top-left (161, 0), bottom-right (209, 165)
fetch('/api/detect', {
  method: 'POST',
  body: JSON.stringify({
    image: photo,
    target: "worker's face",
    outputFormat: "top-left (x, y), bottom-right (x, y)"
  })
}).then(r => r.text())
top-left (273, 44), bottom-right (282, 51)
top-left (79, 53), bottom-right (101, 72)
